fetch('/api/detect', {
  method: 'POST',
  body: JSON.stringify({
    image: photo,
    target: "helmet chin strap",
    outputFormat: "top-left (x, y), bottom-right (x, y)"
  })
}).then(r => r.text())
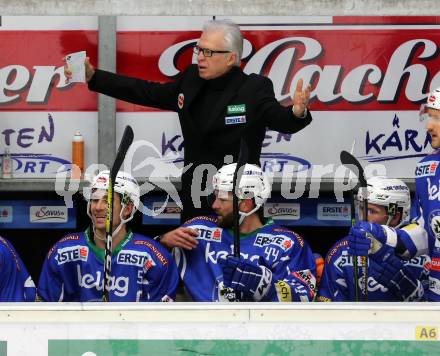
top-left (385, 209), bottom-right (406, 229)
top-left (393, 218), bottom-right (406, 229)
top-left (90, 202), bottom-right (135, 243)
top-left (92, 225), bottom-right (106, 241)
top-left (238, 205), bottom-right (261, 225)
top-left (105, 203), bottom-right (134, 240)
top-left (385, 215), bottom-right (393, 227)
top-left (385, 214), bottom-right (407, 229)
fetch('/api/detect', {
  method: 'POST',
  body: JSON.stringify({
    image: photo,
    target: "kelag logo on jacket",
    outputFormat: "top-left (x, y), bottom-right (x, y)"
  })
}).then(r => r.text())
top-left (227, 104), bottom-right (246, 114)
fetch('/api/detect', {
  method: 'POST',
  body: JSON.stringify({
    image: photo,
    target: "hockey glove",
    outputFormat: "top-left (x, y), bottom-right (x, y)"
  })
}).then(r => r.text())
top-left (369, 245), bottom-right (423, 301)
top-left (351, 221), bottom-right (402, 246)
top-left (348, 221), bottom-right (397, 255)
top-left (349, 222), bottom-right (424, 259)
top-left (220, 255), bottom-right (273, 302)
top-left (347, 229), bottom-right (372, 257)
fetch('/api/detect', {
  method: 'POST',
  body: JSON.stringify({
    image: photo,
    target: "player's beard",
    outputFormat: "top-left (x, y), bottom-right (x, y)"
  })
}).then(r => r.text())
top-left (217, 211), bottom-right (234, 228)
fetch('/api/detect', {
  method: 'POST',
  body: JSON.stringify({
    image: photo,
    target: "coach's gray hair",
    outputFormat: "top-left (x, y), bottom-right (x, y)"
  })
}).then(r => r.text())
top-left (203, 19), bottom-right (243, 66)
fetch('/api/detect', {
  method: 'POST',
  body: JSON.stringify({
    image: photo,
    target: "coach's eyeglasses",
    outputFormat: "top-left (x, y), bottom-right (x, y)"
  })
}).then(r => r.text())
top-left (193, 45), bottom-right (231, 57)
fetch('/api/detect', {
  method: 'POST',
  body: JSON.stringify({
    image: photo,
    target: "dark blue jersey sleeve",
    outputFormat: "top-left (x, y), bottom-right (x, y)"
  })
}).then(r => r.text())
top-left (0, 237), bottom-right (36, 302)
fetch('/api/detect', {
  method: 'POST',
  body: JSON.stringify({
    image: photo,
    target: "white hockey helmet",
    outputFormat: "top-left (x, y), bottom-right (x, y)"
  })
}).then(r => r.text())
top-left (426, 87), bottom-right (440, 111)
top-left (85, 170), bottom-right (140, 225)
top-left (357, 176), bottom-right (410, 228)
top-left (212, 163), bottom-right (271, 219)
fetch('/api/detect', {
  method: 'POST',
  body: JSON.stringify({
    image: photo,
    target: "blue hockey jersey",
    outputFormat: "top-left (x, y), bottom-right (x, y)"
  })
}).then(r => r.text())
top-left (38, 228), bottom-right (179, 302)
top-left (0, 236), bottom-right (36, 302)
top-left (414, 149), bottom-right (440, 301)
top-left (173, 217), bottom-right (317, 302)
top-left (317, 237), bottom-right (429, 302)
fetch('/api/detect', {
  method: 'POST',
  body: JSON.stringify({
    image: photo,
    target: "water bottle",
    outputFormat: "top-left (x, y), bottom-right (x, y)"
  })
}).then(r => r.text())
top-left (72, 131), bottom-right (84, 179)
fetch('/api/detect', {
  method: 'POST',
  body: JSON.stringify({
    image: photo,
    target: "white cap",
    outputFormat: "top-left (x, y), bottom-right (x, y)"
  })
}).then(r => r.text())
top-left (73, 131), bottom-right (83, 141)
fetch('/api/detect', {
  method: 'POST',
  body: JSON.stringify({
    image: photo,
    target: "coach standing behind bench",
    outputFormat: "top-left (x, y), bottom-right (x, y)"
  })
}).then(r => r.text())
top-left (65, 19), bottom-right (312, 222)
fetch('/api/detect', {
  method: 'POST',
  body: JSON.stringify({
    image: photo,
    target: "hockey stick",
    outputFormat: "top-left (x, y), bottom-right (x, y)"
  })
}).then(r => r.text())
top-left (229, 140), bottom-right (249, 302)
top-left (232, 139), bottom-right (249, 258)
top-left (340, 150), bottom-right (368, 301)
top-left (340, 151), bottom-right (360, 301)
top-left (103, 125), bottom-right (134, 302)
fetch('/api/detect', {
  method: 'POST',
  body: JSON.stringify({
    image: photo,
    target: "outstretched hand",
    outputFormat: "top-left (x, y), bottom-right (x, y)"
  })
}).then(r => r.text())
top-left (292, 78), bottom-right (311, 117)
top-left (64, 56), bottom-right (95, 84)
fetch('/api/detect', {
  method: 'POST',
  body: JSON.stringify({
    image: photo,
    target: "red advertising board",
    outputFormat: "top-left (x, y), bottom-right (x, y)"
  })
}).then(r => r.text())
top-left (115, 16), bottom-right (440, 179)
top-left (0, 17), bottom-right (99, 177)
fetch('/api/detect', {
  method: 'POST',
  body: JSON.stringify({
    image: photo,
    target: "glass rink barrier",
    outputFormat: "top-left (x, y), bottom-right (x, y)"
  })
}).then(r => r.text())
top-left (0, 303), bottom-right (438, 355)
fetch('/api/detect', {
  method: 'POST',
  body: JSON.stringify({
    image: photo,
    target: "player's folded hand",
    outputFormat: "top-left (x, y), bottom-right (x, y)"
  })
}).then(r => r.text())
top-left (160, 227), bottom-right (199, 250)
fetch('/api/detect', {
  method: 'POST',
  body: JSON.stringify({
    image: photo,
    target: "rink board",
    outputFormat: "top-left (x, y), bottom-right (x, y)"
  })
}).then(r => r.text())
top-left (0, 303), bottom-right (438, 355)
top-left (47, 339), bottom-right (437, 355)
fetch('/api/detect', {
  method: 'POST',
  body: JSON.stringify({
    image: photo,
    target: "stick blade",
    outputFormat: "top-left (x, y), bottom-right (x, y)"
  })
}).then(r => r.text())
top-left (340, 150), bottom-right (357, 167)
top-left (110, 125), bottom-right (134, 181)
top-left (340, 150), bottom-right (367, 187)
